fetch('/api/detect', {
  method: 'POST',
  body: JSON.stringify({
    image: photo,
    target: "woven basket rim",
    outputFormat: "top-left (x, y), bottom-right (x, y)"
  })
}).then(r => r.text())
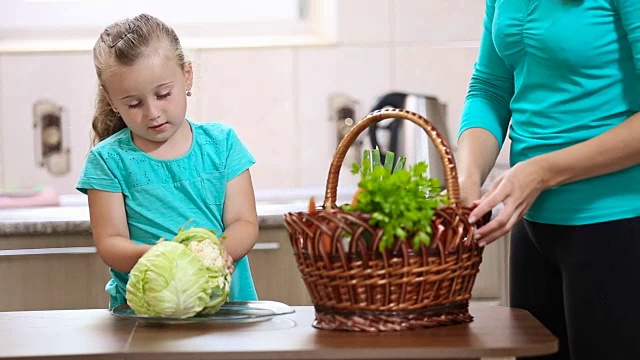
top-left (282, 109), bottom-right (489, 332)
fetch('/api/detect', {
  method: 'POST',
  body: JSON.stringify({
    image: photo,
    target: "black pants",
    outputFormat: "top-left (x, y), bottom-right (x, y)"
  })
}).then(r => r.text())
top-left (510, 217), bottom-right (640, 360)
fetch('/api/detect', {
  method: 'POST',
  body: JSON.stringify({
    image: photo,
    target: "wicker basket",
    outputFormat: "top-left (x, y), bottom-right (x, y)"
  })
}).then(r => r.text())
top-left (284, 108), bottom-right (490, 332)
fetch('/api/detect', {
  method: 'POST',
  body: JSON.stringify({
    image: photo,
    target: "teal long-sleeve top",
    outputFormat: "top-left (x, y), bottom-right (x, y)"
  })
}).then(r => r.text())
top-left (458, 0), bottom-right (640, 225)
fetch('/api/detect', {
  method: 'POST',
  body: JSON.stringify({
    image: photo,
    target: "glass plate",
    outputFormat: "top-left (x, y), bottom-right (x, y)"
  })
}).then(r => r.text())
top-left (111, 300), bottom-right (295, 325)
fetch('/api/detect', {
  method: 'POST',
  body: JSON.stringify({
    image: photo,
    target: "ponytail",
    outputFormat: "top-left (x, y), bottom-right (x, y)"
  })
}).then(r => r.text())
top-left (91, 86), bottom-right (126, 145)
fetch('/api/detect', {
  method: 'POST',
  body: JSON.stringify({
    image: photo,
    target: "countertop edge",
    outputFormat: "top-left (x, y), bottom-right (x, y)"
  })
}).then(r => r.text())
top-left (0, 167), bottom-right (509, 238)
top-left (0, 213), bottom-right (287, 236)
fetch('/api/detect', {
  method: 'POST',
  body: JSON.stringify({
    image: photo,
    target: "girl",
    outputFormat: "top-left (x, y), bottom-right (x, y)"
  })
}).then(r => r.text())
top-left (457, 0), bottom-right (640, 359)
top-left (76, 13), bottom-right (259, 309)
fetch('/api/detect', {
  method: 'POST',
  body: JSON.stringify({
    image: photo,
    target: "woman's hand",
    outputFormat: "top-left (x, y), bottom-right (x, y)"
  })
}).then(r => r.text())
top-left (469, 158), bottom-right (549, 246)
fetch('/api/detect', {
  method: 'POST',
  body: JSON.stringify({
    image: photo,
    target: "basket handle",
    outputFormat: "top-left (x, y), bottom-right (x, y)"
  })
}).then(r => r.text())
top-left (323, 108), bottom-right (460, 208)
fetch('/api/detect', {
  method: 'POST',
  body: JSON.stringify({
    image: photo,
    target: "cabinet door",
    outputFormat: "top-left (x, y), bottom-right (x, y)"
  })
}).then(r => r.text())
top-left (0, 235), bottom-right (111, 311)
top-left (247, 228), bottom-right (311, 306)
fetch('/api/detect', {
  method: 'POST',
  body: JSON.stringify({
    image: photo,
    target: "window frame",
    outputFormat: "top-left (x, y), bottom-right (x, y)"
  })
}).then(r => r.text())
top-left (0, 0), bottom-right (337, 53)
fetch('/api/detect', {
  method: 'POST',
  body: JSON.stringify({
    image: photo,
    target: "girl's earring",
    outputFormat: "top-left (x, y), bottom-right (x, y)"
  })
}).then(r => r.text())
top-left (186, 90), bottom-right (192, 97)
top-left (113, 109), bottom-right (120, 117)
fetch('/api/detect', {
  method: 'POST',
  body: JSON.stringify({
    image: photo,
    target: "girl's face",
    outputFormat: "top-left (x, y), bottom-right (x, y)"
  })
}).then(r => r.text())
top-left (103, 48), bottom-right (193, 150)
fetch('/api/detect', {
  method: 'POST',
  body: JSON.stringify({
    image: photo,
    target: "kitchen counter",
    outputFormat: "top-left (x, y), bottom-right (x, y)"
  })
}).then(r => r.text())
top-left (0, 188), bottom-right (360, 236)
top-left (0, 202), bottom-right (309, 236)
top-left (0, 165), bottom-right (510, 237)
top-left (0, 304), bottom-right (557, 360)
top-left (0, 181), bottom-right (510, 311)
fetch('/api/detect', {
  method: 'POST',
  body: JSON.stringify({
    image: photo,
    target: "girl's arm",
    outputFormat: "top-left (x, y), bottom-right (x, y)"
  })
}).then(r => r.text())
top-left (87, 189), bottom-right (151, 273)
top-left (221, 170), bottom-right (259, 261)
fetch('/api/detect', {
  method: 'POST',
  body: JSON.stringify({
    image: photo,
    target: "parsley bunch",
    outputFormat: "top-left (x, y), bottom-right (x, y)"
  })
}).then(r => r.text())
top-left (342, 149), bottom-right (448, 252)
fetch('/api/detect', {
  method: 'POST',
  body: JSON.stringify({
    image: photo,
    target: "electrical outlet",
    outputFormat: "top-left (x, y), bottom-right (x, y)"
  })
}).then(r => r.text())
top-left (329, 93), bottom-right (362, 166)
top-left (33, 100), bottom-right (70, 176)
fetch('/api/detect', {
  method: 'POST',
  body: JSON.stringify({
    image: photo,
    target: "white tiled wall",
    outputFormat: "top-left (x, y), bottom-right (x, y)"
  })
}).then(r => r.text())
top-left (198, 48), bottom-right (297, 189)
top-left (0, 0), bottom-right (497, 195)
top-left (393, 44), bottom-right (481, 143)
top-left (296, 45), bottom-right (392, 188)
top-left (392, 0), bottom-right (485, 43)
top-left (0, 53), bottom-right (96, 193)
top-left (336, 0), bottom-right (391, 44)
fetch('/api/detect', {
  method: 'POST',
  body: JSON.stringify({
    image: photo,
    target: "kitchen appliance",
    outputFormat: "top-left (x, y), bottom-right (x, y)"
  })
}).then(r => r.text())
top-left (368, 92), bottom-right (450, 186)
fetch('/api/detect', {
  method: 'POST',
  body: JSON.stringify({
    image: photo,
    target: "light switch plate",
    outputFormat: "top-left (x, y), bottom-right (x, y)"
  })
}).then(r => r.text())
top-left (33, 99), bottom-right (70, 176)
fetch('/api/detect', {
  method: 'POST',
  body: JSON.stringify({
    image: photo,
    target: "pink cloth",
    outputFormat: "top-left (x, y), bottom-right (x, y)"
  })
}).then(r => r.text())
top-left (0, 187), bottom-right (60, 208)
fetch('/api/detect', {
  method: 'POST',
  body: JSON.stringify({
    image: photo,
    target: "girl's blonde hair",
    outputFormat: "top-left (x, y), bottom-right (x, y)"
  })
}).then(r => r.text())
top-left (91, 13), bottom-right (189, 145)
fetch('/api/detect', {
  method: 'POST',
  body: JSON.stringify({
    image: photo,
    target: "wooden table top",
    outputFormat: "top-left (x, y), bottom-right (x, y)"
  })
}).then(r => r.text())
top-left (0, 304), bottom-right (557, 360)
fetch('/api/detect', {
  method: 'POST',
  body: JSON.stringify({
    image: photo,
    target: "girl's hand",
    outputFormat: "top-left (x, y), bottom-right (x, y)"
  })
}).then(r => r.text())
top-left (469, 158), bottom-right (549, 246)
top-left (226, 253), bottom-right (235, 275)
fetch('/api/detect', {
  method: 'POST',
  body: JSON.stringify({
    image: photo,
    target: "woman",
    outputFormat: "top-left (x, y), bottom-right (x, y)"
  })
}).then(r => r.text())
top-left (457, 1), bottom-right (640, 359)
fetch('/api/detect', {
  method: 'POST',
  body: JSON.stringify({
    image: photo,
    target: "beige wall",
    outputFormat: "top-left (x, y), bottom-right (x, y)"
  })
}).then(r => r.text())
top-left (0, 0), bottom-right (510, 196)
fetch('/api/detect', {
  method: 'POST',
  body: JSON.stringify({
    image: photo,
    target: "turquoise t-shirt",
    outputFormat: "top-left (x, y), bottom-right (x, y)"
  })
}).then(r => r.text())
top-left (76, 120), bottom-right (258, 308)
top-left (459, 0), bottom-right (640, 225)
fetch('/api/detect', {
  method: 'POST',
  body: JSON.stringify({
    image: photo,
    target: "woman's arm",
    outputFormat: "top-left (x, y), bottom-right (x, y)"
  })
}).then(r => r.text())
top-left (615, 0), bottom-right (640, 73)
top-left (470, 111), bottom-right (640, 246)
top-left (87, 189), bottom-right (151, 273)
top-left (469, 0), bottom-right (640, 244)
top-left (457, 128), bottom-right (501, 203)
top-left (221, 170), bottom-right (258, 261)
top-left (539, 0), bottom-right (640, 185)
top-left (456, 0), bottom-right (514, 204)
top-left (561, 0), bottom-right (640, 181)
top-left (540, 112), bottom-right (640, 188)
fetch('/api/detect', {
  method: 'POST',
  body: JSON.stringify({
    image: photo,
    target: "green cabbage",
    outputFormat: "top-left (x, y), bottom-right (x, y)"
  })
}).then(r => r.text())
top-left (173, 227), bottom-right (231, 315)
top-left (173, 227), bottom-right (223, 247)
top-left (126, 227), bottom-right (232, 318)
top-left (126, 241), bottom-right (212, 318)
